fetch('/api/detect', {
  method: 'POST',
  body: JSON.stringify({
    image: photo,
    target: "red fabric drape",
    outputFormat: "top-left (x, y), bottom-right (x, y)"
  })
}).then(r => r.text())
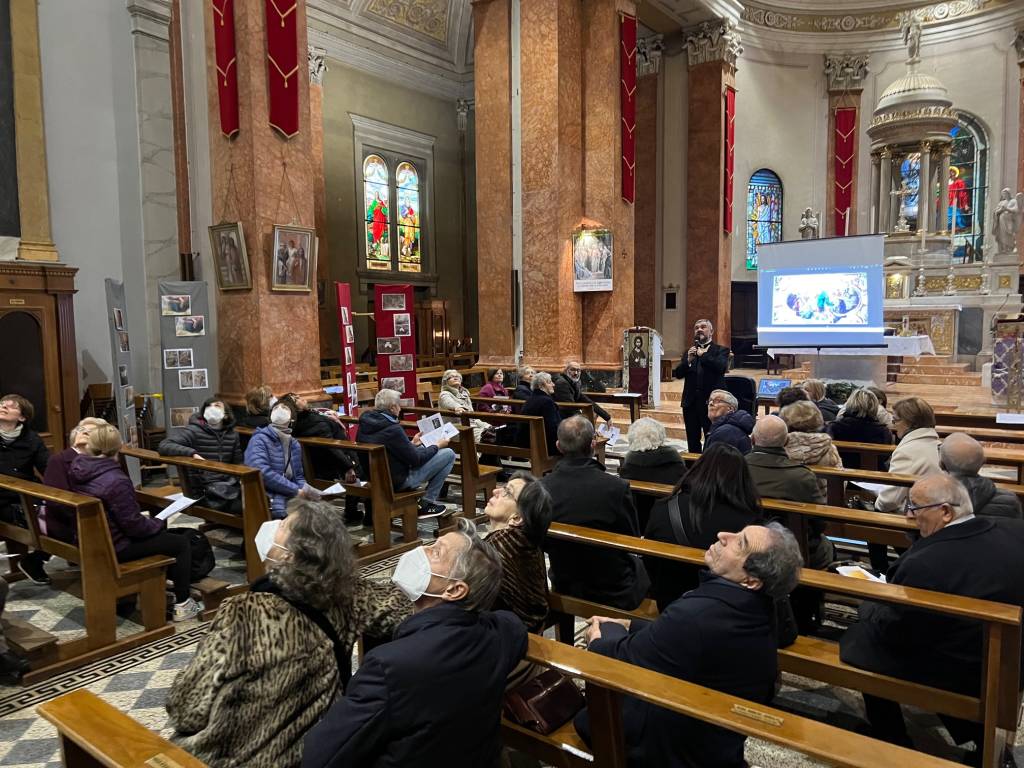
top-left (335, 282), bottom-right (359, 426)
top-left (620, 14), bottom-right (637, 204)
top-left (265, 0), bottom-right (300, 138)
top-left (833, 107), bottom-right (857, 236)
top-left (723, 86), bottom-right (736, 234)
top-left (212, 0), bottom-right (239, 138)
top-left (374, 285), bottom-right (417, 405)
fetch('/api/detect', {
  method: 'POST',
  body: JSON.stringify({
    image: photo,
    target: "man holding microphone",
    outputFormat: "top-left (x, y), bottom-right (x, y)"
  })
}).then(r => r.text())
top-left (673, 319), bottom-right (730, 452)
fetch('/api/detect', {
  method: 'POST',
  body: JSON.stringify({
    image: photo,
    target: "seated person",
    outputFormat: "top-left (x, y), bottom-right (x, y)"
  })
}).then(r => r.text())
top-left (483, 471), bottom-right (552, 633)
top-left (828, 388), bottom-right (893, 469)
top-left (166, 499), bottom-right (410, 767)
top-left (69, 424), bottom-right (200, 621)
top-left (779, 399), bottom-right (843, 501)
top-left (239, 385), bottom-right (273, 428)
top-left (576, 523), bottom-right (803, 768)
top-left (704, 389), bottom-right (754, 455)
top-left (552, 360), bottom-right (611, 424)
top-left (437, 370), bottom-right (491, 444)
top-left (840, 474), bottom-right (1024, 752)
top-left (836, 384), bottom-right (893, 427)
top-left (42, 417), bottom-right (109, 544)
top-left (520, 371), bottom-right (562, 456)
top-left (800, 378), bottom-right (839, 424)
top-left (478, 368), bottom-right (512, 413)
top-left (645, 444), bottom-right (763, 609)
top-left (618, 417), bottom-right (687, 530)
top-left (0, 394), bottom-right (51, 584)
top-left (301, 520), bottom-right (527, 767)
top-left (159, 398), bottom-right (244, 512)
top-left (541, 416), bottom-right (650, 610)
top-left (773, 385), bottom-right (809, 413)
top-left (356, 389), bottom-right (455, 518)
top-left (939, 432), bottom-right (1021, 519)
top-left (244, 399), bottom-right (320, 520)
top-left (512, 366), bottom-right (536, 402)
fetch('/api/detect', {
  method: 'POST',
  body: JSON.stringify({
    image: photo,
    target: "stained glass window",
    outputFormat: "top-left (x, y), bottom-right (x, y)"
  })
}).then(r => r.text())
top-left (746, 169), bottom-right (783, 270)
top-left (363, 155), bottom-right (391, 271)
top-left (897, 152), bottom-right (921, 232)
top-left (396, 162), bottom-right (421, 273)
top-left (948, 116), bottom-right (987, 263)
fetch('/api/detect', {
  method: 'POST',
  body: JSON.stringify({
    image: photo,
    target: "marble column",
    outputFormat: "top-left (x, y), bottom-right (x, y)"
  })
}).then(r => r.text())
top-left (204, 0), bottom-right (320, 400)
top-left (1015, 29), bottom-right (1024, 259)
top-left (878, 148), bottom-right (892, 233)
top-left (824, 54), bottom-right (867, 237)
top-left (918, 140), bottom-right (931, 233)
top-left (633, 43), bottom-right (660, 330)
top-left (308, 47), bottom-right (332, 360)
top-left (869, 152), bottom-right (880, 233)
top-left (937, 146), bottom-right (951, 235)
top-left (684, 21), bottom-right (740, 346)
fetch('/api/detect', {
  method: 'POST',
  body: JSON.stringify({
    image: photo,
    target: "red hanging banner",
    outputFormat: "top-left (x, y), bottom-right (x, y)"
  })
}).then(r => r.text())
top-left (335, 282), bottom-right (360, 429)
top-left (264, 0), bottom-right (300, 138)
top-left (833, 107), bottom-right (857, 236)
top-left (723, 86), bottom-right (736, 234)
top-left (211, 0), bottom-right (239, 138)
top-left (620, 14), bottom-right (637, 204)
top-left (374, 285), bottom-right (417, 407)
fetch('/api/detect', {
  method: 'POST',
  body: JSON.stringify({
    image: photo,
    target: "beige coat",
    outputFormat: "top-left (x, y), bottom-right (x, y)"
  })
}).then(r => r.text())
top-left (438, 386), bottom-right (490, 443)
top-left (784, 430), bottom-right (843, 498)
top-left (874, 427), bottom-right (941, 513)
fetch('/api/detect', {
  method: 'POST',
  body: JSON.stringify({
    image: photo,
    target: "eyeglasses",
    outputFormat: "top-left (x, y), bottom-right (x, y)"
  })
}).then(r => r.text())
top-left (498, 485), bottom-right (518, 501)
top-left (904, 499), bottom-right (959, 516)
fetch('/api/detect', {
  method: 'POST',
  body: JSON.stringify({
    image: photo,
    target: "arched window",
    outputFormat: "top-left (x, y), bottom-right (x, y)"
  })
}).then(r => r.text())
top-left (746, 169), bottom-right (783, 270)
top-left (363, 154), bottom-right (391, 271)
top-left (949, 114), bottom-right (987, 263)
top-left (396, 162), bottom-right (421, 273)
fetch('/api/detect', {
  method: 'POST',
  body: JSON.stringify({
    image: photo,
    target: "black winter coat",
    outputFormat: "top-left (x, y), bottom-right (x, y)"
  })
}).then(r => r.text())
top-left (576, 572), bottom-right (778, 768)
top-left (956, 474), bottom-right (1022, 519)
top-left (0, 428), bottom-right (49, 508)
top-left (301, 603), bottom-right (527, 768)
top-left (618, 446), bottom-right (687, 530)
top-left (828, 414), bottom-right (892, 469)
top-left (551, 374), bottom-right (611, 421)
top-left (673, 344), bottom-right (729, 410)
top-left (159, 413), bottom-right (243, 495)
top-left (512, 383), bottom-right (533, 403)
top-left (291, 410), bottom-right (357, 480)
top-left (541, 457), bottom-right (650, 610)
top-left (519, 390), bottom-right (562, 456)
top-left (356, 410), bottom-right (437, 490)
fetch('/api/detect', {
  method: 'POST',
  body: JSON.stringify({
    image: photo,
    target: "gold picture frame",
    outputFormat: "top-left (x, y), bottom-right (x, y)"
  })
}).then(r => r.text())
top-left (271, 224), bottom-right (317, 292)
top-left (208, 222), bottom-right (252, 291)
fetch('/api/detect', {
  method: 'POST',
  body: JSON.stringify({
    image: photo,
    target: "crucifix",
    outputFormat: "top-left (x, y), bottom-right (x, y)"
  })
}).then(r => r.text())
top-left (890, 180), bottom-right (913, 233)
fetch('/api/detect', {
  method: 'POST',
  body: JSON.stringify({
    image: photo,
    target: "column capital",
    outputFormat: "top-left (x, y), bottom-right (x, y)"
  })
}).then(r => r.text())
top-left (308, 46), bottom-right (327, 85)
top-left (921, 139), bottom-right (932, 152)
top-left (880, 146), bottom-right (893, 159)
top-left (684, 20), bottom-right (742, 70)
top-left (824, 53), bottom-right (869, 92)
top-left (638, 35), bottom-right (664, 76)
top-left (1014, 27), bottom-right (1024, 66)
top-left (456, 98), bottom-right (474, 132)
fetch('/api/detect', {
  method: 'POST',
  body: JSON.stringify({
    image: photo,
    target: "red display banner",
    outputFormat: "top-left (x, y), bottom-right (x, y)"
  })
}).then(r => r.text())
top-left (374, 285), bottom-right (417, 406)
top-left (211, 0), bottom-right (239, 138)
top-left (620, 14), bottom-right (637, 204)
top-left (335, 282), bottom-right (359, 427)
top-left (723, 86), bottom-right (736, 234)
top-left (833, 107), bottom-right (857, 236)
top-left (264, 0), bottom-right (300, 138)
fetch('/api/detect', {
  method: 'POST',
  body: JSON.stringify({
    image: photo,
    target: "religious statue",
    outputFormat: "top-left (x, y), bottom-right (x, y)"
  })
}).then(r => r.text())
top-left (901, 16), bottom-right (922, 64)
top-left (994, 187), bottom-right (1024, 254)
top-left (891, 181), bottom-right (913, 233)
top-left (799, 208), bottom-right (819, 240)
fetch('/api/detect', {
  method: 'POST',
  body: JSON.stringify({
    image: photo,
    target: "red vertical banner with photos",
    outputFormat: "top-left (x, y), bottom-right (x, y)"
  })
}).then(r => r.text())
top-left (374, 285), bottom-right (417, 405)
top-left (335, 282), bottom-right (359, 423)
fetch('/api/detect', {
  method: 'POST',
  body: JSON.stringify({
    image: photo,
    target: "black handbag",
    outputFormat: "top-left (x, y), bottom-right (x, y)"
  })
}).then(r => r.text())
top-left (166, 527), bottom-right (216, 582)
top-left (503, 668), bottom-right (584, 734)
top-left (202, 478), bottom-right (241, 510)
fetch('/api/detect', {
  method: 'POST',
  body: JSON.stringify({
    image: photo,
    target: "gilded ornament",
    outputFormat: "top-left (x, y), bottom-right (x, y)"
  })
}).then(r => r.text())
top-left (366, 0), bottom-right (449, 43)
top-left (742, 0), bottom-right (997, 34)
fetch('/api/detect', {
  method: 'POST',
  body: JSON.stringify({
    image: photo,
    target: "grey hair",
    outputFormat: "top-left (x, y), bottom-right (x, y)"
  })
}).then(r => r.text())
top-left (779, 400), bottom-right (824, 433)
top-left (441, 369), bottom-right (461, 386)
top-left (70, 417), bottom-right (108, 444)
top-left (557, 415), bottom-right (595, 458)
top-left (374, 388), bottom-right (401, 410)
top-left (800, 379), bottom-right (826, 402)
top-left (939, 432), bottom-right (985, 476)
top-left (695, 318), bottom-right (713, 332)
top-left (517, 365), bottom-right (536, 380)
top-left (627, 417), bottom-right (666, 452)
top-left (743, 522), bottom-right (803, 599)
top-left (914, 473), bottom-right (974, 520)
top-left (709, 389), bottom-right (737, 411)
top-left (271, 499), bottom-right (356, 612)
top-left (449, 518), bottom-right (503, 612)
top-left (532, 371), bottom-right (553, 391)
top-left (843, 388), bottom-right (880, 420)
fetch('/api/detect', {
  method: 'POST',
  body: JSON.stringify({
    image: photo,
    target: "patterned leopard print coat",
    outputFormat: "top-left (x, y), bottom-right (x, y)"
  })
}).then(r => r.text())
top-left (165, 577), bottom-right (411, 767)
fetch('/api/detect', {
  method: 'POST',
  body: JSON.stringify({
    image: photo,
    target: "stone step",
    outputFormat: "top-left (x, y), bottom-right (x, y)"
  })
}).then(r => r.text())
top-left (896, 363), bottom-right (971, 375)
top-left (894, 372), bottom-right (983, 386)
top-left (905, 356), bottom-right (955, 366)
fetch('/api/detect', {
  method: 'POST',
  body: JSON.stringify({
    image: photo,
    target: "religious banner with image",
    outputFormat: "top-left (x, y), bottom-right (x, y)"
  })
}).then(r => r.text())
top-left (833, 106), bottom-right (857, 236)
top-left (335, 282), bottom-right (359, 421)
top-left (374, 285), bottom-right (417, 406)
top-left (619, 13), bottom-right (637, 204)
top-left (264, 0), bottom-right (299, 138)
top-left (623, 327), bottom-right (662, 407)
top-left (212, 0), bottom-right (239, 138)
top-left (159, 281), bottom-right (213, 431)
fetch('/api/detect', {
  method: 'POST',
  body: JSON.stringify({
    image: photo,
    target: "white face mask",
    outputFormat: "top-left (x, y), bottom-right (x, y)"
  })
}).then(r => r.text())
top-left (391, 546), bottom-right (456, 602)
top-left (270, 407), bottom-right (291, 427)
top-left (254, 519), bottom-right (290, 563)
top-left (204, 406), bottom-right (225, 426)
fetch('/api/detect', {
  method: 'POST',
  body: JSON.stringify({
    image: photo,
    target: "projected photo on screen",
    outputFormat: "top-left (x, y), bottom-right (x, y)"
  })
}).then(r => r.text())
top-left (771, 272), bottom-right (868, 326)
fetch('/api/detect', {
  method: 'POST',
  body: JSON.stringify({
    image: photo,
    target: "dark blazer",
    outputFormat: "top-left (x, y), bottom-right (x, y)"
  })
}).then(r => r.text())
top-left (552, 374), bottom-right (611, 421)
top-left (840, 517), bottom-right (1024, 695)
top-left (356, 410), bottom-right (437, 489)
top-left (619, 447), bottom-right (687, 531)
top-left (672, 343), bottom-right (729, 409)
top-left (519, 390), bottom-right (562, 456)
top-left (575, 572), bottom-right (778, 768)
top-left (704, 410), bottom-right (755, 455)
top-left (301, 603), bottom-right (527, 768)
top-left (644, 493), bottom-right (763, 610)
top-left (68, 455), bottom-right (163, 553)
top-left (827, 415), bottom-right (893, 469)
top-left (512, 383), bottom-right (533, 403)
top-left (0, 428), bottom-right (49, 508)
top-left (542, 457), bottom-right (650, 610)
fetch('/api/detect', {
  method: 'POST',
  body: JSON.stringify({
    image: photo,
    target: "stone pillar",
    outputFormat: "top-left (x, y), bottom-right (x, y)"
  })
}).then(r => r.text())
top-left (308, 46), bottom-right (332, 360)
top-left (633, 37), bottom-right (661, 330)
top-left (918, 140), bottom-right (931, 233)
top-left (937, 145), bottom-right (952, 234)
top-left (824, 54), bottom-right (868, 237)
top-left (472, 0), bottom-right (515, 365)
top-left (684, 21), bottom-right (741, 346)
top-left (869, 152), bottom-right (881, 233)
top-left (878, 148), bottom-right (892, 233)
top-left (205, 0), bottom-right (320, 400)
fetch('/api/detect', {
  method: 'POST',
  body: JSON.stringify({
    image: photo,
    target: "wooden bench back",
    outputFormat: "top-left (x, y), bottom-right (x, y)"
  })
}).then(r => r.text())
top-left (471, 394), bottom-right (596, 423)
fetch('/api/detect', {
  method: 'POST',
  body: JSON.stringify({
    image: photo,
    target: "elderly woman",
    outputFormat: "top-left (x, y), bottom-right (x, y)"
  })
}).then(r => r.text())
top-left (520, 371), bottom-right (562, 455)
top-left (513, 366), bottom-right (536, 402)
top-left (437, 369), bottom-right (491, 444)
top-left (166, 499), bottom-right (410, 767)
top-left (779, 399), bottom-right (843, 498)
top-left (42, 417), bottom-right (109, 544)
top-left (800, 379), bottom-right (839, 424)
top-left (244, 399), bottom-right (320, 519)
top-left (828, 388), bottom-right (893, 469)
top-left (482, 472), bottom-right (552, 633)
top-left (68, 424), bottom-right (200, 621)
top-left (619, 418), bottom-right (686, 530)
top-left (240, 385), bottom-right (273, 428)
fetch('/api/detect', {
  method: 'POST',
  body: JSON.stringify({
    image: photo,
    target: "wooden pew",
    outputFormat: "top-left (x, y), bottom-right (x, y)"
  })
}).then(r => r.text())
top-left (36, 643), bottom-right (960, 768)
top-left (471, 394), bottom-right (596, 424)
top-left (544, 521), bottom-right (1022, 768)
top-left (832, 439), bottom-right (1024, 483)
top-left (447, 424), bottom-right (500, 513)
top-left (0, 477), bottom-right (175, 684)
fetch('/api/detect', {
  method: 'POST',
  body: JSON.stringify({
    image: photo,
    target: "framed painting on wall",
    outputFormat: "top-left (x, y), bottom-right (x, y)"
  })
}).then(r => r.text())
top-left (208, 222), bottom-right (251, 290)
top-left (271, 225), bottom-right (317, 292)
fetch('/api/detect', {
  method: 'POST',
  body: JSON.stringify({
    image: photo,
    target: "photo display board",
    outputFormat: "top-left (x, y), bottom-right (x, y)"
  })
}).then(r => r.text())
top-left (104, 279), bottom-right (138, 446)
top-left (158, 281), bottom-right (213, 431)
top-left (374, 284), bottom-right (416, 405)
top-left (335, 281), bottom-right (359, 417)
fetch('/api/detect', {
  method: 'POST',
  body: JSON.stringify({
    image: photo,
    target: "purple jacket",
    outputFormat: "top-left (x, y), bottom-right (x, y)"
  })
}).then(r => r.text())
top-left (41, 448), bottom-right (79, 543)
top-left (68, 455), bottom-right (163, 552)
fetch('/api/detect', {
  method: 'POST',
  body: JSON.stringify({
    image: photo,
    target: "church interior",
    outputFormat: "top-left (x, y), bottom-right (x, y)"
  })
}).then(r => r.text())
top-left (0, 0), bottom-right (1023, 766)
